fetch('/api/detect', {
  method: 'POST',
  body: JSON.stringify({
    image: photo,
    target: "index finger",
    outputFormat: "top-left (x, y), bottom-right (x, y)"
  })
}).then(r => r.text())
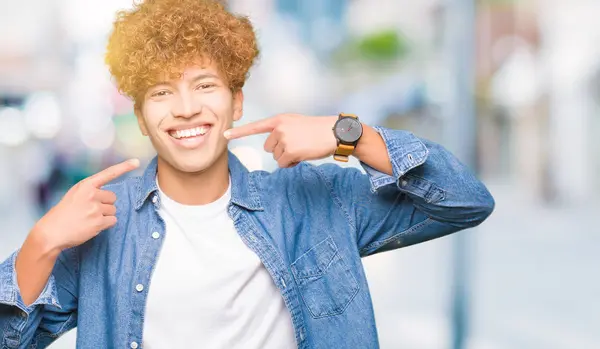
top-left (224, 118), bottom-right (277, 140)
top-left (86, 159), bottom-right (140, 188)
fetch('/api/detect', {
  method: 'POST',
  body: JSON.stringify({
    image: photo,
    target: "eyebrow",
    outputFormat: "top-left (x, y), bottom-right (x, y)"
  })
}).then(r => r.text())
top-left (151, 73), bottom-right (221, 88)
top-left (189, 73), bottom-right (220, 82)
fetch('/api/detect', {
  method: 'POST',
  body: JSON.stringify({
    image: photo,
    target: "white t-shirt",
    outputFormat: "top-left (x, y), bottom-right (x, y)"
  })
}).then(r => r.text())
top-left (142, 180), bottom-right (296, 349)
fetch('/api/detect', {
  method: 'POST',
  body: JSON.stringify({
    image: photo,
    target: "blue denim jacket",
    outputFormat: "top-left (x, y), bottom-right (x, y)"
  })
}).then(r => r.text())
top-left (0, 127), bottom-right (494, 349)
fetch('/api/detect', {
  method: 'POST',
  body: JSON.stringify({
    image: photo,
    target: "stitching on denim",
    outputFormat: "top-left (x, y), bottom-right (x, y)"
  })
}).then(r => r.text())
top-left (308, 280), bottom-right (360, 319)
top-left (314, 165), bottom-right (357, 233)
top-left (291, 237), bottom-right (336, 279)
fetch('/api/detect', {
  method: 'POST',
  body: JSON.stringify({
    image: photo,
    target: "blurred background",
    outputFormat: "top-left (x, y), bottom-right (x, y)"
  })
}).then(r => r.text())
top-left (1, 0), bottom-right (599, 348)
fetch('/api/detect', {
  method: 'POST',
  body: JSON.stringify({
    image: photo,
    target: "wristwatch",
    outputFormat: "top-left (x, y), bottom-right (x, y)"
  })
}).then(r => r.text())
top-left (332, 113), bottom-right (363, 162)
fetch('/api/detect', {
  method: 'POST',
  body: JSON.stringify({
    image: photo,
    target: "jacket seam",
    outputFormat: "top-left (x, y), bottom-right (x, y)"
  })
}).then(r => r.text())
top-left (314, 166), bottom-right (358, 235)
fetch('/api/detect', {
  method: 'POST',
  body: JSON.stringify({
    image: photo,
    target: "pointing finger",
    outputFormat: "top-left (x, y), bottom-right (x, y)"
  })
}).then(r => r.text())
top-left (86, 159), bottom-right (140, 188)
top-left (224, 118), bottom-right (277, 140)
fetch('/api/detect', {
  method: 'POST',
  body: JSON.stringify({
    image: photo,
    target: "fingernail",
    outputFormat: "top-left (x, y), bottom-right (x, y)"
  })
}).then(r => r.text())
top-left (128, 159), bottom-right (140, 167)
top-left (223, 130), bottom-right (231, 139)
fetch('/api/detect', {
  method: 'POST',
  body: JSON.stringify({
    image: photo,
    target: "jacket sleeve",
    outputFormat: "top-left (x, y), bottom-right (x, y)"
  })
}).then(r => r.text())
top-left (0, 247), bottom-right (79, 348)
top-left (317, 126), bottom-right (495, 256)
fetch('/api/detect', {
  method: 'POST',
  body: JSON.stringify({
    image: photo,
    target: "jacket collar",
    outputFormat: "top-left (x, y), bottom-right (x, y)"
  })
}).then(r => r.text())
top-left (134, 151), bottom-right (263, 211)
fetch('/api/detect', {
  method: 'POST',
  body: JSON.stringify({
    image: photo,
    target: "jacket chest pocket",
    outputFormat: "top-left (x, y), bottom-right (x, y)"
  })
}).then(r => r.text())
top-left (290, 236), bottom-right (360, 319)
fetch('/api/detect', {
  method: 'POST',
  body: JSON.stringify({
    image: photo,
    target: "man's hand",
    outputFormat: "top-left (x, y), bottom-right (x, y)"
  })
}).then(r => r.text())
top-left (32, 159), bottom-right (140, 252)
top-left (224, 114), bottom-right (338, 168)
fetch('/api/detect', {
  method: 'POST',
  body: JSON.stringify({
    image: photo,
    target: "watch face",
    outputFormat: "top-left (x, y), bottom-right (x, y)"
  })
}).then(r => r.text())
top-left (335, 117), bottom-right (362, 143)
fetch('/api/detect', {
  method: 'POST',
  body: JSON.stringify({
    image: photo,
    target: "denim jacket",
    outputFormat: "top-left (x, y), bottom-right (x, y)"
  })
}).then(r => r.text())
top-left (0, 127), bottom-right (494, 349)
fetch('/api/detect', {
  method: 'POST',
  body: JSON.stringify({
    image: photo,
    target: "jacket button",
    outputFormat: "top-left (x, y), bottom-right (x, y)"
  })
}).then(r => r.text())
top-left (130, 342), bottom-right (139, 349)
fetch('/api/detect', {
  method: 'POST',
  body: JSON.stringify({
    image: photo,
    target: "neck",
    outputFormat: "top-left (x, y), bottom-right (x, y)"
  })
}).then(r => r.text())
top-left (156, 151), bottom-right (230, 205)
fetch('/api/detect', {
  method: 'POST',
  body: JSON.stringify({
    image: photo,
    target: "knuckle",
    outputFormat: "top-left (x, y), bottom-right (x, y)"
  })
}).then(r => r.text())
top-left (81, 178), bottom-right (94, 188)
top-left (90, 204), bottom-right (101, 216)
top-left (274, 115), bottom-right (285, 125)
top-left (72, 183), bottom-right (86, 195)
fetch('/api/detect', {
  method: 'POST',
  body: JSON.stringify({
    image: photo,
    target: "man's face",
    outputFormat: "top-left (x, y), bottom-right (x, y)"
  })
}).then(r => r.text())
top-left (135, 62), bottom-right (243, 173)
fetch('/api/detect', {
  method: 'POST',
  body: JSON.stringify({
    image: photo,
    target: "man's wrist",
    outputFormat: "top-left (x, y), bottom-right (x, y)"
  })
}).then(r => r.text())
top-left (29, 225), bottom-right (63, 259)
top-left (353, 124), bottom-right (394, 175)
top-left (353, 124), bottom-right (383, 159)
top-left (326, 115), bottom-right (340, 155)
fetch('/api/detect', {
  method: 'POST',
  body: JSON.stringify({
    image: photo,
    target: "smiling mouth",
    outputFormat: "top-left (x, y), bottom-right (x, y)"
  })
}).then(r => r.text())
top-left (168, 125), bottom-right (211, 139)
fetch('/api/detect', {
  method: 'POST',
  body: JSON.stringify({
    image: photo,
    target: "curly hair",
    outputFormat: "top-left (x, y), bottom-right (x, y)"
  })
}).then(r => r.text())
top-left (105, 0), bottom-right (259, 104)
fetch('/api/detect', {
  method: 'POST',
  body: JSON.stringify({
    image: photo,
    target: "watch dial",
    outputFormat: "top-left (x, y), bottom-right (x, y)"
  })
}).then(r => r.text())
top-left (336, 117), bottom-right (362, 143)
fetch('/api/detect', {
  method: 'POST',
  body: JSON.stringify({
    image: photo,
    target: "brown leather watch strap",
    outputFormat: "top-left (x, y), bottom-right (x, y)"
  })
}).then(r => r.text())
top-left (333, 144), bottom-right (355, 162)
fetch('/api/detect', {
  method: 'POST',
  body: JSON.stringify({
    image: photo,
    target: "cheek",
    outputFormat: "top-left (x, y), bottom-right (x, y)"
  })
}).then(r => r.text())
top-left (143, 105), bottom-right (170, 135)
top-left (202, 92), bottom-right (235, 118)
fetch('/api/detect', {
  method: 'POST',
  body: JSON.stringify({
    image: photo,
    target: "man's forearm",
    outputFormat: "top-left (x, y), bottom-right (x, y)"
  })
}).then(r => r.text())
top-left (353, 124), bottom-right (393, 176)
top-left (15, 228), bottom-right (61, 307)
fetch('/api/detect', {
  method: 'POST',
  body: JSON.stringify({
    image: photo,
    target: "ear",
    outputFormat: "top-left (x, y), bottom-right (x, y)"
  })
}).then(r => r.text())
top-left (134, 106), bottom-right (149, 136)
top-left (232, 90), bottom-right (244, 122)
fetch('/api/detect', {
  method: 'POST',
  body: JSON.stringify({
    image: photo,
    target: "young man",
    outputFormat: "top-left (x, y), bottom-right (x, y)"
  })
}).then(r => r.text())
top-left (0, 0), bottom-right (494, 348)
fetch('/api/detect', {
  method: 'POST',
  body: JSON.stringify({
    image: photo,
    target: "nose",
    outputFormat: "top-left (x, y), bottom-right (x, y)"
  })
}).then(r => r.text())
top-left (172, 91), bottom-right (202, 119)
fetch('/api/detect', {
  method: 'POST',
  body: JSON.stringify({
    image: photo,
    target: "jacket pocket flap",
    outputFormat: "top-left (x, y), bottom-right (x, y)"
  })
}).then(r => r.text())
top-left (291, 237), bottom-right (338, 279)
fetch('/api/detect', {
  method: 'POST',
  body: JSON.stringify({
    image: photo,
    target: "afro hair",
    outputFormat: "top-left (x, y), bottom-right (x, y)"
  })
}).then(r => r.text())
top-left (105, 0), bottom-right (259, 104)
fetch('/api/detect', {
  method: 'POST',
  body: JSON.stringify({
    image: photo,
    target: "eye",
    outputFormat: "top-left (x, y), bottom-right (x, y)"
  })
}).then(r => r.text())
top-left (151, 90), bottom-right (171, 97)
top-left (196, 83), bottom-right (216, 90)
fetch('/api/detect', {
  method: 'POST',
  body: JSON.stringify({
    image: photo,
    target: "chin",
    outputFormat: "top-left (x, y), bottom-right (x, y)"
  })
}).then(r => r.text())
top-left (171, 158), bottom-right (213, 174)
top-left (170, 149), bottom-right (228, 174)
top-left (156, 139), bottom-right (229, 174)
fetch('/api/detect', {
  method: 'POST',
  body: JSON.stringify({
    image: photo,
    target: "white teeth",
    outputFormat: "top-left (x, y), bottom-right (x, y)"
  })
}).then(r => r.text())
top-left (170, 126), bottom-right (210, 139)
